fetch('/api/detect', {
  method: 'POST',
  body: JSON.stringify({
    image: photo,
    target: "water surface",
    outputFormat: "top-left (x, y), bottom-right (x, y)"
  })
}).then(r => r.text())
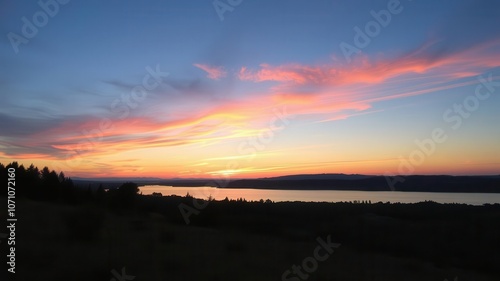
top-left (139, 185), bottom-right (500, 205)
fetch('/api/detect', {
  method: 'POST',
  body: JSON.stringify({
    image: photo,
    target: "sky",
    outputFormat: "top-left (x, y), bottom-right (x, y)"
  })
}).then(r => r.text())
top-left (1, 0), bottom-right (500, 179)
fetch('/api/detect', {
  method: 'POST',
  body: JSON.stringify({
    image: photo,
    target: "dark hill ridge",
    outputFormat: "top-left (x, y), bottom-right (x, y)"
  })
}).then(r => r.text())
top-left (224, 175), bottom-right (500, 193)
top-left (72, 173), bottom-right (500, 193)
top-left (263, 173), bottom-right (373, 181)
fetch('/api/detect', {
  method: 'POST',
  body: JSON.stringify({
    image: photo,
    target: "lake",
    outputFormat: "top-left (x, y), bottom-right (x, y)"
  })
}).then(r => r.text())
top-left (139, 185), bottom-right (500, 205)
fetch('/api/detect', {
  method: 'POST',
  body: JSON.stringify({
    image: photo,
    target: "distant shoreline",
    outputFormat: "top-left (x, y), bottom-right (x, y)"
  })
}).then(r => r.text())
top-left (142, 184), bottom-right (500, 193)
top-left (74, 174), bottom-right (500, 193)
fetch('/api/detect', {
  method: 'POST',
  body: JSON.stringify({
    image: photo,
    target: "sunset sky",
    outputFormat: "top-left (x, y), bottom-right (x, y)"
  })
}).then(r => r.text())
top-left (1, 0), bottom-right (500, 178)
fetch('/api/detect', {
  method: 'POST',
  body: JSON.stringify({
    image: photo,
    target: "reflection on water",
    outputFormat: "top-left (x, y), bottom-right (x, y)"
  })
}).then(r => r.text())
top-left (139, 185), bottom-right (500, 205)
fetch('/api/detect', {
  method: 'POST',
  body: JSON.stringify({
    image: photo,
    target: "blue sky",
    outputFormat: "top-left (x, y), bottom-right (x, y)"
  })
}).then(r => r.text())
top-left (1, 0), bottom-right (499, 178)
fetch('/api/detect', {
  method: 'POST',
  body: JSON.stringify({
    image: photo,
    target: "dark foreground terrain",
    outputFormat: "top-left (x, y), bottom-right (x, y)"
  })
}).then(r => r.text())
top-left (4, 195), bottom-right (500, 281)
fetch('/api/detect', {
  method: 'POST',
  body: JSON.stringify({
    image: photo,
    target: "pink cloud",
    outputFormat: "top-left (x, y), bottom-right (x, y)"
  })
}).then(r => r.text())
top-left (238, 39), bottom-right (500, 88)
top-left (194, 63), bottom-right (227, 80)
top-left (231, 39), bottom-right (500, 126)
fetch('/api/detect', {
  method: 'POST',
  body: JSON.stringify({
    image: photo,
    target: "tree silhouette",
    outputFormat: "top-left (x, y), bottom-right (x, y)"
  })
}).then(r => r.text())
top-left (118, 182), bottom-right (139, 196)
top-left (1, 162), bottom-right (75, 202)
top-left (108, 182), bottom-right (140, 208)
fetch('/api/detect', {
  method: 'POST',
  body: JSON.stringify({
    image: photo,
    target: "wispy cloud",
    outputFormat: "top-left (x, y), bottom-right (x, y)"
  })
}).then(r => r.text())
top-left (194, 63), bottom-right (227, 80)
top-left (234, 39), bottom-right (500, 123)
top-left (239, 39), bottom-right (500, 88)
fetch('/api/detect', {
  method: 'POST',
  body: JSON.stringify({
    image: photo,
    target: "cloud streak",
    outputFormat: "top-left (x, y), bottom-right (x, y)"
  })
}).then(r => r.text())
top-left (239, 40), bottom-right (500, 88)
top-left (235, 39), bottom-right (500, 123)
top-left (194, 63), bottom-right (227, 80)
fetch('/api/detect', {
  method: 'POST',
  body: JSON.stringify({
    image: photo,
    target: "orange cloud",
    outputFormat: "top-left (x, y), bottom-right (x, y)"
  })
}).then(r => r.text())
top-left (13, 97), bottom-right (283, 163)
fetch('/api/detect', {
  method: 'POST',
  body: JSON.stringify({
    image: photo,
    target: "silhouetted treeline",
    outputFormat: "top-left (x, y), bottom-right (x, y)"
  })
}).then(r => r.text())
top-left (0, 162), bottom-right (139, 207)
top-left (1, 161), bottom-right (76, 202)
